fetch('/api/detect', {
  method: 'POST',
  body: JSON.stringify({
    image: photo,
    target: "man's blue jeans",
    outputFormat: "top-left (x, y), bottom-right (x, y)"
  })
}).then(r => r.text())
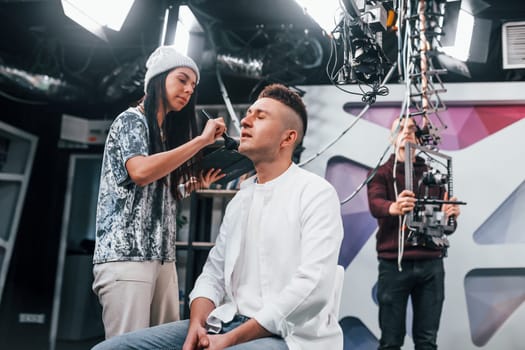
top-left (377, 258), bottom-right (445, 350)
top-left (91, 315), bottom-right (288, 350)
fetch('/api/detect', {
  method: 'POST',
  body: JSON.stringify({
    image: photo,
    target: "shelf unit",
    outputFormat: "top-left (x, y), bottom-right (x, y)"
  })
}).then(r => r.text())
top-left (178, 188), bottom-right (237, 318)
top-left (0, 121), bottom-right (38, 305)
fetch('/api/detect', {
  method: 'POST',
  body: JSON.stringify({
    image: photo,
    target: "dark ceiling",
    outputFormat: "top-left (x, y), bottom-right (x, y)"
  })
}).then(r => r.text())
top-left (0, 0), bottom-right (524, 118)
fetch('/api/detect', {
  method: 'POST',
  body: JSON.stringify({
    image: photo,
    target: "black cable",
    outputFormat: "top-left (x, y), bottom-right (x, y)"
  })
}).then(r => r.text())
top-left (340, 142), bottom-right (392, 205)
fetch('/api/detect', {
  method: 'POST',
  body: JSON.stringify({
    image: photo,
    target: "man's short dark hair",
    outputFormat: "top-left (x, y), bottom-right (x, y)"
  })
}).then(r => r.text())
top-left (258, 84), bottom-right (307, 136)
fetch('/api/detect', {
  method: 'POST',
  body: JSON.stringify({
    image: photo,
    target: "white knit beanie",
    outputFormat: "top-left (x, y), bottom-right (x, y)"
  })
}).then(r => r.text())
top-left (144, 45), bottom-right (200, 93)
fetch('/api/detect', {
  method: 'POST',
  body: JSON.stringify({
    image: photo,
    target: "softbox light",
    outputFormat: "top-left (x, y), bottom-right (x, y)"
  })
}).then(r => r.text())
top-left (61, 0), bottom-right (135, 41)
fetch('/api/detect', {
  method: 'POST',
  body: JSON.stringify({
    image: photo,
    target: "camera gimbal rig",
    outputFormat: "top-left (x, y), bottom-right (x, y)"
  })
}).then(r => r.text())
top-left (404, 142), bottom-right (467, 250)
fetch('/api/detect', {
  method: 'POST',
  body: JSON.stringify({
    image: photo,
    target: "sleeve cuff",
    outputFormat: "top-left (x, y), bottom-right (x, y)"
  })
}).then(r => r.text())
top-left (253, 305), bottom-right (294, 337)
top-left (189, 285), bottom-right (222, 308)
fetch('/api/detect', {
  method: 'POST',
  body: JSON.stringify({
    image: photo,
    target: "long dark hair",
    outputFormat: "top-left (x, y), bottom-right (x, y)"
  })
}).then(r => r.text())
top-left (143, 70), bottom-right (202, 199)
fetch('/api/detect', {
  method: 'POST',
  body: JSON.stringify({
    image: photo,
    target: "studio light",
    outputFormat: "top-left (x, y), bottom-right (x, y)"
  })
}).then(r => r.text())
top-left (173, 6), bottom-right (198, 55)
top-left (438, 0), bottom-right (492, 64)
top-left (441, 8), bottom-right (474, 62)
top-left (61, 0), bottom-right (135, 41)
top-left (294, 0), bottom-right (342, 35)
top-left (159, 5), bottom-right (201, 55)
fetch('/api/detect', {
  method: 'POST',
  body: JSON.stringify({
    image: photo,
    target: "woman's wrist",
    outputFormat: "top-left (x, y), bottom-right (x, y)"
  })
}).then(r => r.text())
top-left (194, 134), bottom-right (213, 148)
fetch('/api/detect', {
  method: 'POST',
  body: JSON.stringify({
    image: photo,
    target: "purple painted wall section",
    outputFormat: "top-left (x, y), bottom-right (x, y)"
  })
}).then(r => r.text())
top-left (325, 156), bottom-right (376, 268)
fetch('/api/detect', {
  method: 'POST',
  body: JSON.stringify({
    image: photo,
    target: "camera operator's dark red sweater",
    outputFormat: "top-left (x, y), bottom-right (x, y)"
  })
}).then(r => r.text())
top-left (367, 154), bottom-right (445, 260)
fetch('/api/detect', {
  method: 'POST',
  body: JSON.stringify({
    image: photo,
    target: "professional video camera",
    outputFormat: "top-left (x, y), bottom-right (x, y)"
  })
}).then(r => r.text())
top-left (328, 0), bottom-right (395, 87)
top-left (404, 142), bottom-right (466, 251)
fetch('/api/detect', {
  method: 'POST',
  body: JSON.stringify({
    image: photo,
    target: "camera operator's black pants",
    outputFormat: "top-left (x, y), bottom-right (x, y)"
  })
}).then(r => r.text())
top-left (377, 258), bottom-right (445, 350)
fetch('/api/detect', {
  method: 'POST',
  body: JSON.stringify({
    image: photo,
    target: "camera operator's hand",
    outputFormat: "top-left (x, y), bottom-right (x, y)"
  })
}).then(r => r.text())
top-left (389, 190), bottom-right (416, 216)
top-left (442, 192), bottom-right (461, 218)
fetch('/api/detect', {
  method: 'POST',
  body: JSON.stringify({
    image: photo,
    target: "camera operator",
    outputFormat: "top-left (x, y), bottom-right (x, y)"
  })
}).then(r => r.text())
top-left (366, 117), bottom-right (461, 350)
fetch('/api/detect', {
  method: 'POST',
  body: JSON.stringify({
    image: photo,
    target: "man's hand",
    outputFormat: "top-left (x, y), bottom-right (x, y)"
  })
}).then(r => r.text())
top-left (182, 323), bottom-right (209, 350)
top-left (183, 298), bottom-right (216, 350)
top-left (201, 333), bottom-right (234, 350)
top-left (389, 190), bottom-right (416, 216)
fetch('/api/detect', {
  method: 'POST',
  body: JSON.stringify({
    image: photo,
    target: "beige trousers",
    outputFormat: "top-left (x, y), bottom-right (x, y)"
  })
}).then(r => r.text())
top-left (92, 260), bottom-right (180, 339)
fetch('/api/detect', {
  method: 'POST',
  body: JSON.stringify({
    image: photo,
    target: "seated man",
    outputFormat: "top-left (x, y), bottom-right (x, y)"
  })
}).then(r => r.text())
top-left (92, 84), bottom-right (344, 350)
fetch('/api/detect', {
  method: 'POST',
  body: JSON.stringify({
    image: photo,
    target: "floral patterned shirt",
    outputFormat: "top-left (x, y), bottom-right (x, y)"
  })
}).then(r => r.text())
top-left (93, 107), bottom-right (177, 264)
